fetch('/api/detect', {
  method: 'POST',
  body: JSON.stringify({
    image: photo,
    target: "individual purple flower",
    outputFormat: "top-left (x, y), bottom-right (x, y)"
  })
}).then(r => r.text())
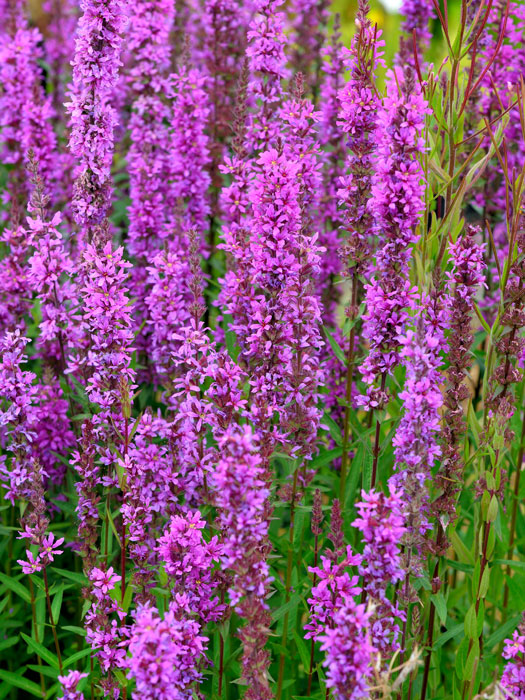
top-left (58, 670), bottom-right (88, 700)
top-left (66, 0), bottom-right (127, 232)
top-left (126, 602), bottom-right (208, 700)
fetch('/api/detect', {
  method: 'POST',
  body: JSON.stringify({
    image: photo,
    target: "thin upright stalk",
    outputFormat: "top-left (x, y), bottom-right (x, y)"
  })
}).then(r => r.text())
top-left (43, 567), bottom-right (63, 674)
top-left (371, 372), bottom-right (387, 489)
top-left (339, 274), bottom-right (359, 502)
top-left (276, 467), bottom-right (300, 700)
top-left (29, 577), bottom-right (46, 696)
top-left (502, 405), bottom-right (525, 611)
top-left (306, 530), bottom-right (320, 696)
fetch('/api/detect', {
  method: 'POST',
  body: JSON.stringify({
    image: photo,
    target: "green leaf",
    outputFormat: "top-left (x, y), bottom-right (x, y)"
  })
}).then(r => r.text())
top-left (430, 593), bottom-right (447, 626)
top-left (21, 632), bottom-right (60, 669)
top-left (62, 625), bottom-right (86, 637)
top-left (0, 669), bottom-right (44, 698)
top-left (0, 636), bottom-right (18, 652)
top-left (50, 568), bottom-right (88, 586)
top-left (464, 639), bottom-right (479, 684)
top-left (464, 604), bottom-right (477, 640)
top-left (310, 447), bottom-right (342, 469)
top-left (272, 593), bottom-right (301, 622)
top-left (486, 614), bottom-right (521, 649)
top-left (323, 327), bottom-right (346, 365)
top-left (449, 529), bottom-right (474, 565)
top-left (321, 413), bottom-right (342, 446)
top-left (64, 647), bottom-right (92, 667)
top-left (435, 623), bottom-right (463, 649)
top-left (455, 636), bottom-right (470, 681)
top-left (292, 631), bottom-right (311, 672)
top-left (0, 572), bottom-right (31, 603)
top-left (51, 585), bottom-right (64, 623)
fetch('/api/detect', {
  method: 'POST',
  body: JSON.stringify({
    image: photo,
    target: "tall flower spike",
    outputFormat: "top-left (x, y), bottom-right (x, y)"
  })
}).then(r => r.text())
top-left (212, 426), bottom-right (273, 699)
top-left (320, 600), bottom-right (375, 700)
top-left (201, 0), bottom-right (247, 218)
top-left (246, 0), bottom-right (288, 150)
top-left (305, 501), bottom-right (371, 699)
top-left (391, 311), bottom-right (443, 600)
top-left (352, 484), bottom-right (406, 653)
top-left (43, 0), bottom-right (78, 113)
top-left (397, 0), bottom-right (435, 68)
top-left (126, 0), bottom-right (175, 378)
top-left (501, 617), bottom-right (525, 699)
top-left (66, 0), bottom-right (127, 236)
top-left (358, 67), bottom-right (429, 410)
top-left (127, 603), bottom-right (208, 700)
top-left (168, 65), bottom-right (211, 236)
top-left (0, 12), bottom-right (57, 215)
top-left (289, 0), bottom-right (330, 97)
top-left (157, 510), bottom-right (223, 622)
top-left (433, 228), bottom-right (486, 530)
top-left (316, 18), bottom-right (346, 321)
top-left (0, 331), bottom-right (39, 505)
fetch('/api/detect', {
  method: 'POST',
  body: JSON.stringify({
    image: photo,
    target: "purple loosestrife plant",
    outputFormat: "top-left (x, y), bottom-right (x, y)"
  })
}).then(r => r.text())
top-left (305, 501), bottom-right (375, 698)
top-left (66, 0), bottom-right (127, 235)
top-left (126, 602), bottom-right (208, 700)
top-left (391, 314), bottom-right (444, 602)
top-left (289, 0), bottom-right (330, 97)
top-left (358, 67), bottom-right (429, 412)
top-left (157, 510), bottom-right (223, 622)
top-left (58, 671), bottom-right (88, 700)
top-left (125, 0), bottom-right (175, 376)
top-left (320, 600), bottom-right (375, 700)
top-left (0, 15), bottom-right (57, 211)
top-left (397, 0), bottom-right (435, 68)
top-left (2, 1), bottom-right (525, 698)
top-left (168, 66), bottom-right (211, 237)
top-left (316, 20), bottom-right (346, 321)
top-left (433, 228), bottom-right (486, 530)
top-left (212, 426), bottom-right (273, 699)
top-left (501, 618), bottom-right (525, 700)
top-left (352, 485), bottom-right (406, 654)
top-left (246, 0), bottom-right (288, 150)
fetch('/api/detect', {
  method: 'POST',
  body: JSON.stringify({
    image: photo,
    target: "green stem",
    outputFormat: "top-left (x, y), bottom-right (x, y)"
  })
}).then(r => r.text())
top-left (43, 567), bottom-right (63, 674)
top-left (29, 577), bottom-right (46, 697)
top-left (339, 274), bottom-right (358, 502)
top-left (276, 467), bottom-right (299, 700)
